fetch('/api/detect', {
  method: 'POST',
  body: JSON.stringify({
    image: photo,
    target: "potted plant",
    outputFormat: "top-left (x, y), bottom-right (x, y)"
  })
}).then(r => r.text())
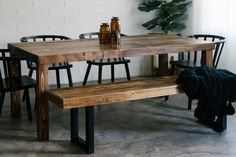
top-left (138, 0), bottom-right (192, 34)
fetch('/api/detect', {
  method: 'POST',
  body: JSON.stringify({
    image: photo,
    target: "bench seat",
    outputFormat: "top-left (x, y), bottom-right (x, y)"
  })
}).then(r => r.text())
top-left (47, 76), bottom-right (183, 109)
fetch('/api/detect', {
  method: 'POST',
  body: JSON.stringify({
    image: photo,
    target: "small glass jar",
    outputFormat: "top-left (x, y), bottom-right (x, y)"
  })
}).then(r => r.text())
top-left (110, 17), bottom-right (120, 33)
top-left (99, 23), bottom-right (110, 44)
top-left (110, 17), bottom-right (121, 44)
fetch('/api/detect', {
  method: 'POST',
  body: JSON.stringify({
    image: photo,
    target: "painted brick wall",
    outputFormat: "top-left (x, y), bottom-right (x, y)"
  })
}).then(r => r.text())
top-left (0, 0), bottom-right (155, 84)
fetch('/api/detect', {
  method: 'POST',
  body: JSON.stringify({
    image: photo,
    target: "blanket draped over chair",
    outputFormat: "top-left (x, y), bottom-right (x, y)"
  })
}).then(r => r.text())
top-left (176, 66), bottom-right (236, 132)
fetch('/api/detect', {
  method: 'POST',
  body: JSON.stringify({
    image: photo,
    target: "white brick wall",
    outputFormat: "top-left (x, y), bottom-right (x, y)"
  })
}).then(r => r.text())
top-left (17, 8), bottom-right (49, 16)
top-left (0, 0), bottom-right (155, 85)
top-left (0, 0), bottom-right (33, 8)
top-left (34, 0), bottom-right (65, 8)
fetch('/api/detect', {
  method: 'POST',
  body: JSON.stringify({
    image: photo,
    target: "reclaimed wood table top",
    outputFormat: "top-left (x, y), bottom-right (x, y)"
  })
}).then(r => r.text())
top-left (8, 34), bottom-right (215, 64)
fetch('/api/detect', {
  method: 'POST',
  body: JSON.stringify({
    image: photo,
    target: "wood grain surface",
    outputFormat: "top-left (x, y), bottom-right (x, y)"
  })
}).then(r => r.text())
top-left (47, 76), bottom-right (182, 109)
top-left (8, 34), bottom-right (215, 64)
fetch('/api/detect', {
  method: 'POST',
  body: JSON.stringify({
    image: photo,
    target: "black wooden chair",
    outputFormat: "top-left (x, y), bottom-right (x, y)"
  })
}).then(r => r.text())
top-left (0, 49), bottom-right (35, 120)
top-left (20, 35), bottom-right (73, 88)
top-left (79, 32), bottom-right (131, 85)
top-left (169, 34), bottom-right (226, 110)
top-left (20, 35), bottom-right (73, 102)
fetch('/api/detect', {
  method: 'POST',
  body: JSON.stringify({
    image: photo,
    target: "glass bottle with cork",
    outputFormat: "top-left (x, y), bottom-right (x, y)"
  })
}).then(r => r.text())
top-left (99, 23), bottom-right (110, 44)
top-left (110, 17), bottom-right (121, 44)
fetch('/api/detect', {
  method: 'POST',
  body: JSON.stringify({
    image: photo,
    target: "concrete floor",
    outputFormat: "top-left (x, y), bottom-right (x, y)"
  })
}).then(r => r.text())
top-left (1, 90), bottom-right (236, 157)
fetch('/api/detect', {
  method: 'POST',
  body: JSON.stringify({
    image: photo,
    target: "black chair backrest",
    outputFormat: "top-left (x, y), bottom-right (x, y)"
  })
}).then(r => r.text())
top-left (0, 49), bottom-right (27, 90)
top-left (79, 32), bottom-right (100, 39)
top-left (184, 34), bottom-right (226, 68)
top-left (20, 35), bottom-right (71, 42)
top-left (0, 49), bottom-right (10, 78)
top-left (79, 32), bottom-right (126, 39)
top-left (20, 35), bottom-right (71, 69)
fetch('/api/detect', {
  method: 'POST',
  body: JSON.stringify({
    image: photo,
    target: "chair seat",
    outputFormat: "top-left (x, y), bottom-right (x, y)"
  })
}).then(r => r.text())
top-left (170, 60), bottom-right (202, 68)
top-left (87, 58), bottom-right (130, 66)
top-left (29, 62), bottom-right (73, 70)
top-left (2, 76), bottom-right (36, 92)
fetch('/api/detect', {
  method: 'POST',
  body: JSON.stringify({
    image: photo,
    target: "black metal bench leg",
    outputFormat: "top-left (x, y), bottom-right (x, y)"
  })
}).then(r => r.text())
top-left (70, 107), bottom-right (94, 154)
top-left (71, 108), bottom-right (79, 142)
top-left (85, 107), bottom-right (94, 153)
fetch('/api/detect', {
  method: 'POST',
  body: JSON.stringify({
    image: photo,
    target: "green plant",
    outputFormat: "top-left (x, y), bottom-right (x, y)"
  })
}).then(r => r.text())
top-left (138, 0), bottom-right (192, 34)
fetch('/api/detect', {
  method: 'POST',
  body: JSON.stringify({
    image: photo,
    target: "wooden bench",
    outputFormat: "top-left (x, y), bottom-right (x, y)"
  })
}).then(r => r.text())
top-left (47, 75), bottom-right (183, 154)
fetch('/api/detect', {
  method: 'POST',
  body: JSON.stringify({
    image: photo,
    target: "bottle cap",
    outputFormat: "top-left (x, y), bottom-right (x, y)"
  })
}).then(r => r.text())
top-left (112, 17), bottom-right (119, 20)
top-left (101, 23), bottom-right (109, 26)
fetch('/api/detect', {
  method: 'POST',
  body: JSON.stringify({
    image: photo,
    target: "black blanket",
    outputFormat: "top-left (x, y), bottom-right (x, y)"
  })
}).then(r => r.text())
top-left (176, 66), bottom-right (236, 132)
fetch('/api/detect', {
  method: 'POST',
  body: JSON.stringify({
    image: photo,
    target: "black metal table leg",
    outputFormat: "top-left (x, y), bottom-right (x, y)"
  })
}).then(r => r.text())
top-left (71, 108), bottom-right (78, 142)
top-left (70, 106), bottom-right (94, 154)
top-left (85, 106), bottom-right (94, 153)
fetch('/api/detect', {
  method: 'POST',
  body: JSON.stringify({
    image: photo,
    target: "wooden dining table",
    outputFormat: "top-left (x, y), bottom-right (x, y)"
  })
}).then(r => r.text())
top-left (8, 34), bottom-right (215, 141)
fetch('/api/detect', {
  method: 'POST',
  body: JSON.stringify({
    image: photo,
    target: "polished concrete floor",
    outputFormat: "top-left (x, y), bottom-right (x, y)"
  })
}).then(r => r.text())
top-left (1, 90), bottom-right (236, 157)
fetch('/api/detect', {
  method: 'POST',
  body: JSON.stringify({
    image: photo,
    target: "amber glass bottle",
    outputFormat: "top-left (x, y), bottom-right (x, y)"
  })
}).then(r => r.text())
top-left (110, 17), bottom-right (121, 44)
top-left (99, 23), bottom-right (110, 44)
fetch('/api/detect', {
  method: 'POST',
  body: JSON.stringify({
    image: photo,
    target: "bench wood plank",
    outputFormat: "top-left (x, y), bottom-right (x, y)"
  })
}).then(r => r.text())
top-left (47, 76), bottom-right (182, 109)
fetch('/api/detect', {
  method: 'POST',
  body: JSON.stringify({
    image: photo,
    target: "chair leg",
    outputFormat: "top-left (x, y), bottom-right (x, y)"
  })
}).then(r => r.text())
top-left (164, 96), bottom-right (169, 101)
top-left (0, 92), bottom-right (5, 116)
top-left (98, 65), bottom-right (102, 84)
top-left (34, 87), bottom-right (37, 111)
top-left (28, 69), bottom-right (34, 78)
top-left (25, 89), bottom-right (32, 121)
top-left (67, 67), bottom-right (73, 87)
top-left (56, 69), bottom-right (61, 88)
top-left (188, 98), bottom-right (192, 110)
top-left (214, 115), bottom-right (227, 132)
top-left (163, 64), bottom-right (175, 103)
top-left (22, 69), bottom-right (34, 101)
top-left (97, 65), bottom-right (103, 110)
top-left (170, 64), bottom-right (175, 75)
top-left (124, 62), bottom-right (131, 81)
top-left (83, 64), bottom-right (92, 86)
top-left (111, 64), bottom-right (115, 83)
